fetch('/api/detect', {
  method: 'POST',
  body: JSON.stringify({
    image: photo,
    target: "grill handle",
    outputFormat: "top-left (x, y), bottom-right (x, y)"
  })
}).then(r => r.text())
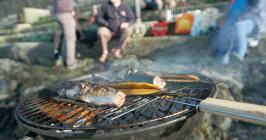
top-left (199, 98), bottom-right (266, 126)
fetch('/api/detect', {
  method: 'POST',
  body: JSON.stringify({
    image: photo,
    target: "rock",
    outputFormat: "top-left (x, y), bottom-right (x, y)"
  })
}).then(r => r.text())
top-left (0, 79), bottom-right (15, 100)
top-left (215, 83), bottom-right (236, 101)
top-left (0, 80), bottom-right (10, 100)
top-left (15, 24), bottom-right (32, 31)
top-left (0, 59), bottom-right (25, 72)
top-left (22, 85), bottom-right (45, 97)
top-left (0, 0), bottom-right (50, 20)
top-left (22, 8), bottom-right (51, 24)
top-left (0, 42), bottom-right (54, 66)
top-left (219, 117), bottom-right (232, 131)
top-left (0, 59), bottom-right (31, 81)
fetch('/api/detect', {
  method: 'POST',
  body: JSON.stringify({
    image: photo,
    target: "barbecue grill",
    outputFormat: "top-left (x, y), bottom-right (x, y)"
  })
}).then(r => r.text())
top-left (16, 71), bottom-right (216, 140)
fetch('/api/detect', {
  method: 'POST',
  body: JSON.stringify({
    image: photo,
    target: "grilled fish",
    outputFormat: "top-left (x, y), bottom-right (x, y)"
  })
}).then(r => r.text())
top-left (124, 69), bottom-right (166, 89)
top-left (110, 82), bottom-right (161, 95)
top-left (125, 68), bottom-right (200, 83)
top-left (56, 81), bottom-right (126, 107)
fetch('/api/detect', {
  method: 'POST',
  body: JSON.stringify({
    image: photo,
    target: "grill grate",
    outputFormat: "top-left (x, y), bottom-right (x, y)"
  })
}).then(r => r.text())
top-left (16, 72), bottom-right (216, 138)
top-left (18, 94), bottom-right (164, 129)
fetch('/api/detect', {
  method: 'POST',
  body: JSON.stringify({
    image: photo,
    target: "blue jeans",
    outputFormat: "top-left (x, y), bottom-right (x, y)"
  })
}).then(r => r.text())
top-left (219, 19), bottom-right (255, 64)
top-left (234, 19), bottom-right (255, 60)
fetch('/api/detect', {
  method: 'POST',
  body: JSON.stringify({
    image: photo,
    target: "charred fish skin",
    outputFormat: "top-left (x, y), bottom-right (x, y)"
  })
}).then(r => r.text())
top-left (124, 69), bottom-right (166, 89)
top-left (56, 81), bottom-right (126, 107)
top-left (79, 82), bottom-right (126, 107)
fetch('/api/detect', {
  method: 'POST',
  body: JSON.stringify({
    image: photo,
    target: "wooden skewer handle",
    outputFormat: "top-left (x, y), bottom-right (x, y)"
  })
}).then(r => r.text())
top-left (199, 98), bottom-right (266, 126)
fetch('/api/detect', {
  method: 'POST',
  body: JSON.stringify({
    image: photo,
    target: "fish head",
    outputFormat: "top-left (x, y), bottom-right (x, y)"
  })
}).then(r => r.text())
top-left (114, 91), bottom-right (126, 107)
top-left (153, 76), bottom-right (166, 89)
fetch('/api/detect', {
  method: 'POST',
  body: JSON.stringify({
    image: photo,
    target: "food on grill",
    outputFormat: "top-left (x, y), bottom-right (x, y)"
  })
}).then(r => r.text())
top-left (161, 74), bottom-right (200, 82)
top-left (110, 82), bottom-right (161, 90)
top-left (110, 82), bottom-right (162, 95)
top-left (41, 98), bottom-right (98, 126)
top-left (56, 81), bottom-right (126, 107)
top-left (144, 72), bottom-right (200, 83)
top-left (118, 88), bottom-right (160, 95)
top-left (153, 76), bottom-right (166, 88)
top-left (124, 69), bottom-right (166, 86)
top-left (125, 68), bottom-right (199, 83)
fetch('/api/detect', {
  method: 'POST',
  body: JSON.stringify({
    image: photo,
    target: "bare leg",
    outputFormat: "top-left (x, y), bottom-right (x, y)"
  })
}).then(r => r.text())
top-left (115, 28), bottom-right (132, 59)
top-left (97, 27), bottom-right (112, 63)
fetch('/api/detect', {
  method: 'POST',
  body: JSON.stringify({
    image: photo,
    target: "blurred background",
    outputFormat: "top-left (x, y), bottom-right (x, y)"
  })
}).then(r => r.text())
top-left (0, 0), bottom-right (265, 140)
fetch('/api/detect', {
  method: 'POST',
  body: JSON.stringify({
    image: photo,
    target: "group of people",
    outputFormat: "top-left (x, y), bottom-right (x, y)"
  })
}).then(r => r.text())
top-left (54, 0), bottom-right (135, 69)
top-left (54, 0), bottom-right (266, 69)
top-left (53, 0), bottom-right (193, 70)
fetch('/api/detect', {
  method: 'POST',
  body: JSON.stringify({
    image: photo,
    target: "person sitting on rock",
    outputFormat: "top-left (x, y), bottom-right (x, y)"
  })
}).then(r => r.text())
top-left (96, 0), bottom-right (135, 63)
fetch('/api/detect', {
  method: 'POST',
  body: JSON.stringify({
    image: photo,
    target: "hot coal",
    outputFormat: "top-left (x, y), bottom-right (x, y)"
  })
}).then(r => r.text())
top-left (123, 113), bottom-right (135, 121)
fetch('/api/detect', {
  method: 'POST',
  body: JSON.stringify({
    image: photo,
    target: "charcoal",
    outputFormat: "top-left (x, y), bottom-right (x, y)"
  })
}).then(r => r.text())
top-left (73, 130), bottom-right (85, 134)
top-left (169, 105), bottom-right (180, 113)
top-left (134, 108), bottom-right (143, 113)
top-left (109, 128), bottom-right (122, 132)
top-left (189, 100), bottom-right (197, 105)
top-left (156, 111), bottom-right (165, 118)
top-left (158, 104), bottom-right (170, 111)
top-left (111, 120), bottom-right (120, 125)
top-left (97, 118), bottom-right (105, 122)
top-left (173, 103), bottom-right (184, 111)
top-left (137, 115), bottom-right (146, 121)
top-left (123, 113), bottom-right (135, 121)
top-left (159, 100), bottom-right (167, 106)
top-left (131, 125), bottom-right (139, 129)
top-left (97, 119), bottom-right (111, 127)
top-left (140, 104), bottom-right (157, 118)
top-left (118, 120), bottom-right (128, 125)
top-left (96, 130), bottom-right (105, 134)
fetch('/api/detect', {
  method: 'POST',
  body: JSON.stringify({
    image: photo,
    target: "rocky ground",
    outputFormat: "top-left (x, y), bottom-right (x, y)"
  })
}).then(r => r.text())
top-left (0, 35), bottom-right (266, 140)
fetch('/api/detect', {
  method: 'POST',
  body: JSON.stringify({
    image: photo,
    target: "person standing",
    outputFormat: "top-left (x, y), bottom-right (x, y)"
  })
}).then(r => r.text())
top-left (54, 0), bottom-right (79, 69)
top-left (97, 0), bottom-right (135, 63)
top-left (216, 0), bottom-right (265, 64)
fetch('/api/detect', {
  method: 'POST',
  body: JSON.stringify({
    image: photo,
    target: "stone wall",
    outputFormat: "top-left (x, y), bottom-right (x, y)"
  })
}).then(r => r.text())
top-left (0, 0), bottom-right (52, 19)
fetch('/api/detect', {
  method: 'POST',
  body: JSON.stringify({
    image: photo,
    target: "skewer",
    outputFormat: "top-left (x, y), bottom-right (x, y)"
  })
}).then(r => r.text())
top-left (163, 97), bottom-right (266, 126)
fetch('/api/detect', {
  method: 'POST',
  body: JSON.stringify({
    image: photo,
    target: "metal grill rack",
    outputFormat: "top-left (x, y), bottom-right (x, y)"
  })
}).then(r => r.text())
top-left (16, 72), bottom-right (216, 139)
